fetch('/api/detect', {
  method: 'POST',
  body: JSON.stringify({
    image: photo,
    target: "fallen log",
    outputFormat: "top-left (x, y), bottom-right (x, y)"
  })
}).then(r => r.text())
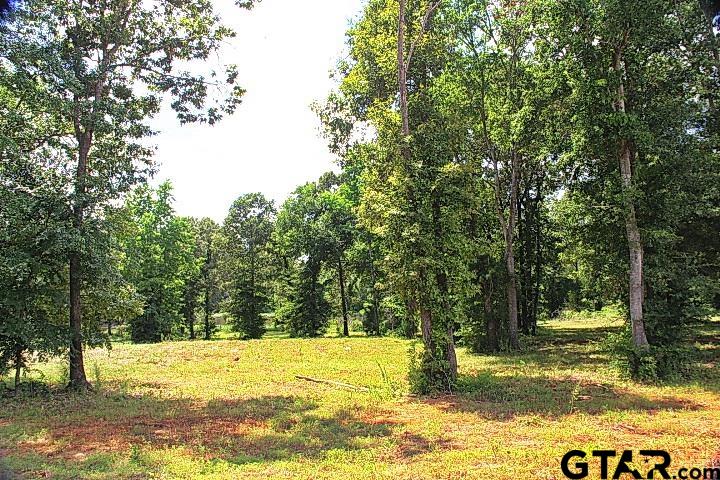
top-left (294, 375), bottom-right (370, 392)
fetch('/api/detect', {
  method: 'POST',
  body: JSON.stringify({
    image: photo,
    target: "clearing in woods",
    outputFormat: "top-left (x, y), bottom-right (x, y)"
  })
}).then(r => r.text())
top-left (1, 313), bottom-right (719, 480)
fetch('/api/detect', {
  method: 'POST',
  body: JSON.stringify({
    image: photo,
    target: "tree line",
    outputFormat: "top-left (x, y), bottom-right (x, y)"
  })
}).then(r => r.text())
top-left (318, 0), bottom-right (719, 390)
top-left (1, 0), bottom-right (719, 393)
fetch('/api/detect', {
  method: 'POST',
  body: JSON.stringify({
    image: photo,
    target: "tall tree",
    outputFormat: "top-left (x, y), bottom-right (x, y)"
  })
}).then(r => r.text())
top-left (223, 193), bottom-right (275, 339)
top-left (542, 0), bottom-right (720, 364)
top-left (196, 218), bottom-right (221, 340)
top-left (2, 0), bottom-right (253, 388)
top-left (275, 181), bottom-right (340, 338)
top-left (330, 0), bottom-right (476, 391)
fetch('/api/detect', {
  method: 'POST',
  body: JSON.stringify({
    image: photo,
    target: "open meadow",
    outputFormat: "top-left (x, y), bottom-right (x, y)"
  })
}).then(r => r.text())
top-left (2, 313), bottom-right (719, 480)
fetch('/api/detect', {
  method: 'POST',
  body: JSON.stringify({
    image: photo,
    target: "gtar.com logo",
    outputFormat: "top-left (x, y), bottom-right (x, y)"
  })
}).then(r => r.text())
top-left (560, 449), bottom-right (720, 480)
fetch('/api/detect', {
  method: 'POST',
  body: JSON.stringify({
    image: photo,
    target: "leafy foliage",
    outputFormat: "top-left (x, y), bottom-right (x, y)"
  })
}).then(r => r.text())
top-left (223, 193), bottom-right (275, 339)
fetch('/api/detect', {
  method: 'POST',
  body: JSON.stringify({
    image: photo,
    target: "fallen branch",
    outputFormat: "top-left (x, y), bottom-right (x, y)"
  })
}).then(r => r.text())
top-left (294, 375), bottom-right (370, 392)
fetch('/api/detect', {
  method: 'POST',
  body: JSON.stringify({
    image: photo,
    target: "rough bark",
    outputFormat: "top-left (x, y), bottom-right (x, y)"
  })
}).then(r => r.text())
top-left (613, 39), bottom-right (650, 349)
top-left (419, 306), bottom-right (434, 350)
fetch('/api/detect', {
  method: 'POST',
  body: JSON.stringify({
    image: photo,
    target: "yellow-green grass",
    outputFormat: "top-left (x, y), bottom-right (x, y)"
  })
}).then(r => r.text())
top-left (1, 313), bottom-right (718, 480)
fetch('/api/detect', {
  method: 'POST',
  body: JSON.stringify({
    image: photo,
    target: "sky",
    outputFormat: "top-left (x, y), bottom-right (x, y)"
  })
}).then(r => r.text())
top-left (150, 0), bottom-right (365, 222)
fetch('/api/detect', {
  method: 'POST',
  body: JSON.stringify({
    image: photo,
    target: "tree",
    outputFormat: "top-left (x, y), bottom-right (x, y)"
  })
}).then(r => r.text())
top-left (316, 172), bottom-right (356, 337)
top-left (275, 182), bottom-right (339, 338)
top-left (0, 161), bottom-right (69, 389)
top-left (541, 0), bottom-right (720, 375)
top-left (195, 218), bottom-right (221, 340)
top-left (179, 218), bottom-right (202, 340)
top-left (2, 0), bottom-right (254, 388)
top-left (223, 194), bottom-right (275, 339)
top-left (333, 0), bottom-right (472, 391)
top-left (118, 183), bottom-right (197, 343)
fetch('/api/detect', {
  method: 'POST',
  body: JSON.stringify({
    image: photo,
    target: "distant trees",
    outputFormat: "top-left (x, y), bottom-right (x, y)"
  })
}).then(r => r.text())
top-left (274, 182), bottom-right (336, 337)
top-left (117, 183), bottom-right (197, 343)
top-left (196, 218), bottom-right (222, 340)
top-left (176, 217), bottom-right (222, 341)
top-left (223, 194), bottom-right (275, 339)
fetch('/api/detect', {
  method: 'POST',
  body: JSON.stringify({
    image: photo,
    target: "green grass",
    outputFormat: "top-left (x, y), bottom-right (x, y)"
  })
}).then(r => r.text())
top-left (1, 313), bottom-right (719, 479)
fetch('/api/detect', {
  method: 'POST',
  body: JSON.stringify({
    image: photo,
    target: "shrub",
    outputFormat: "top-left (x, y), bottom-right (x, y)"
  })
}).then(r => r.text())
top-left (603, 326), bottom-right (699, 381)
top-left (407, 343), bottom-right (455, 394)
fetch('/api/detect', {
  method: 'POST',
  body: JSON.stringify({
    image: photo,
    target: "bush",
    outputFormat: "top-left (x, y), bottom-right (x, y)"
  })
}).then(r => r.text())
top-left (407, 343), bottom-right (455, 394)
top-left (603, 326), bottom-right (698, 381)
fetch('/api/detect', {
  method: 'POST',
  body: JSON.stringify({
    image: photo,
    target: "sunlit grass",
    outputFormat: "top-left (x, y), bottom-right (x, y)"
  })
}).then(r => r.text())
top-left (1, 312), bottom-right (718, 479)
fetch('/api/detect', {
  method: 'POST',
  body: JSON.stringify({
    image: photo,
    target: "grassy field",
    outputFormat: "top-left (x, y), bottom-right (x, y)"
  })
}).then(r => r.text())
top-left (1, 313), bottom-right (719, 480)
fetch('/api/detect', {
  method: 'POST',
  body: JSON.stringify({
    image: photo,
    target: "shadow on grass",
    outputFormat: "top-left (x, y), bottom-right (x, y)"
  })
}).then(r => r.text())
top-left (418, 372), bottom-right (702, 420)
top-left (2, 392), bottom-right (401, 470)
top-left (438, 318), bottom-right (720, 418)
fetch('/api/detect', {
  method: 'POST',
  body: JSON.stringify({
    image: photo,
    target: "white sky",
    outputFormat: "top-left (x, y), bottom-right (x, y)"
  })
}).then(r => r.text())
top-left (150, 0), bottom-right (365, 222)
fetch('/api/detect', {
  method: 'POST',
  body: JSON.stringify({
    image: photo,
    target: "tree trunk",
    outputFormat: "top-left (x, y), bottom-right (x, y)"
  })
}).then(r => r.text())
top-left (505, 152), bottom-right (520, 350)
top-left (204, 237), bottom-right (213, 340)
top-left (398, 0), bottom-right (455, 387)
top-left (398, 0), bottom-right (410, 139)
top-left (69, 254), bottom-right (90, 389)
top-left (368, 237), bottom-right (381, 336)
top-left (188, 315), bottom-right (195, 340)
top-left (399, 0), bottom-right (426, 347)
top-left (419, 305), bottom-right (433, 349)
top-left (531, 174), bottom-right (543, 336)
top-left (620, 140), bottom-right (649, 348)
top-left (613, 42), bottom-right (650, 349)
top-left (68, 135), bottom-right (91, 391)
top-left (404, 297), bottom-right (417, 339)
top-left (338, 256), bottom-right (349, 336)
top-left (14, 345), bottom-right (23, 389)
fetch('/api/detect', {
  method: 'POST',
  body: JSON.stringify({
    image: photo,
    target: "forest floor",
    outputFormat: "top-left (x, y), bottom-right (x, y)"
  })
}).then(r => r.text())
top-left (1, 312), bottom-right (719, 480)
